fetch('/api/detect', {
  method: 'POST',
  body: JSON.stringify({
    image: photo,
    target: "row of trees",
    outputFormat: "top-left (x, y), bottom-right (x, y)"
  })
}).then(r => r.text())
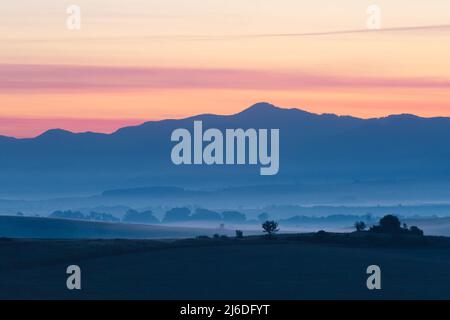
top-left (48, 210), bottom-right (424, 238)
top-left (258, 215), bottom-right (424, 239)
top-left (250, 215), bottom-right (425, 241)
top-left (49, 209), bottom-right (158, 224)
top-left (354, 214), bottom-right (424, 236)
top-left (163, 208), bottom-right (270, 223)
top-left (48, 208), bottom-right (269, 225)
top-left (50, 210), bottom-right (120, 222)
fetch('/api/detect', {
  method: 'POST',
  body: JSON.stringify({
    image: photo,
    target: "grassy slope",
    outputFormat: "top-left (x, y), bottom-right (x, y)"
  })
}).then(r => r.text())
top-left (0, 216), bottom-right (235, 239)
top-left (1, 235), bottom-right (450, 300)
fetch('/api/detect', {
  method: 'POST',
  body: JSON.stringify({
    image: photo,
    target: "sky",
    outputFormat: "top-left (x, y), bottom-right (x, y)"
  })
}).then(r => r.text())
top-left (1, 0), bottom-right (450, 137)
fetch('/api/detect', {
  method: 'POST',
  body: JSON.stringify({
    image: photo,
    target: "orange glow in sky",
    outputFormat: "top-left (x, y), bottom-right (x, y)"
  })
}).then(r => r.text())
top-left (1, 0), bottom-right (450, 137)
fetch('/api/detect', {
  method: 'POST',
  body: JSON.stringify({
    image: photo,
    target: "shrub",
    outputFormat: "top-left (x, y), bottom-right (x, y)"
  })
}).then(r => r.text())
top-left (409, 226), bottom-right (424, 236)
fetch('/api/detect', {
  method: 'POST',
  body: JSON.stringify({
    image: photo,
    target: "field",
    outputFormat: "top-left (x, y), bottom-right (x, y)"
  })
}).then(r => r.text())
top-left (1, 235), bottom-right (450, 300)
top-left (0, 216), bottom-right (237, 239)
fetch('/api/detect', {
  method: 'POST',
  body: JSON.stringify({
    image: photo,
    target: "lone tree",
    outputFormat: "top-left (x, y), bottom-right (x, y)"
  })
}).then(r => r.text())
top-left (262, 220), bottom-right (279, 236)
top-left (354, 221), bottom-right (367, 232)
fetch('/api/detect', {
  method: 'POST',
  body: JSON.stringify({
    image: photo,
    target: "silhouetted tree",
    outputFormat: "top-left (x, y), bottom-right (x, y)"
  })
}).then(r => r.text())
top-left (409, 226), bottom-right (424, 236)
top-left (379, 214), bottom-right (401, 232)
top-left (262, 220), bottom-right (279, 236)
top-left (369, 214), bottom-right (424, 236)
top-left (235, 230), bottom-right (244, 238)
top-left (354, 221), bottom-right (366, 232)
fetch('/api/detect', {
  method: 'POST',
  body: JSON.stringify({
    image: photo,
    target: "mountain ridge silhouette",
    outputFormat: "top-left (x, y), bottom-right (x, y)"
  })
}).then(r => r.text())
top-left (2, 102), bottom-right (450, 196)
top-left (0, 102), bottom-right (440, 140)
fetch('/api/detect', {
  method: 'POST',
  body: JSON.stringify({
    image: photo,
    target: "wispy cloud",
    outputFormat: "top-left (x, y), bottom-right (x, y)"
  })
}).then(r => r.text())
top-left (4, 24), bottom-right (450, 43)
top-left (1, 64), bottom-right (450, 93)
top-left (232, 24), bottom-right (450, 39)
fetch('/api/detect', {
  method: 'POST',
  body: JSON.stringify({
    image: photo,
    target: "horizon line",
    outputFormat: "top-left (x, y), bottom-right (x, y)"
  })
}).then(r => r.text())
top-left (0, 102), bottom-right (447, 140)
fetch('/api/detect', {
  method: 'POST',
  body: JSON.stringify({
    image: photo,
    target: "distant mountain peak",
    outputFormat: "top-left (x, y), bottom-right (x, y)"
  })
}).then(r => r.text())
top-left (249, 102), bottom-right (278, 109)
top-left (0, 103), bottom-right (440, 142)
top-left (237, 102), bottom-right (319, 120)
top-left (37, 129), bottom-right (73, 138)
top-left (239, 102), bottom-right (280, 114)
top-left (35, 128), bottom-right (107, 140)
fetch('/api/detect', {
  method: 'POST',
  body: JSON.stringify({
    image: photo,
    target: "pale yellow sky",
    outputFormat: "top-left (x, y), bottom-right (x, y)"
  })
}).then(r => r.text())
top-left (0, 1), bottom-right (449, 137)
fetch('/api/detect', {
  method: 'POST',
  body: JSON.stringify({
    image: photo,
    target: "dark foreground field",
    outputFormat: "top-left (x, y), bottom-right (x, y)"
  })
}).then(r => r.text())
top-left (1, 234), bottom-right (450, 300)
top-left (0, 216), bottom-right (238, 239)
